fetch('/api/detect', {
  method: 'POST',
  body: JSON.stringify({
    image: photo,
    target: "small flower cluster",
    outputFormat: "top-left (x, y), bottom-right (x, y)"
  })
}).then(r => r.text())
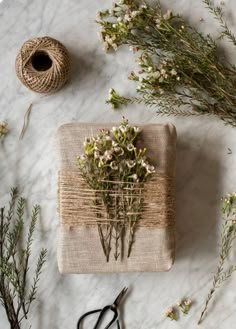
top-left (0, 121), bottom-right (8, 139)
top-left (164, 307), bottom-right (178, 321)
top-left (221, 193), bottom-right (236, 222)
top-left (76, 118), bottom-right (155, 260)
top-left (97, 1), bottom-right (152, 53)
top-left (164, 298), bottom-right (192, 321)
top-left (107, 88), bottom-right (130, 109)
top-left (96, 1), bottom-right (236, 128)
top-left (129, 55), bottom-right (181, 95)
top-left (77, 118), bottom-right (155, 183)
top-left (176, 299), bottom-right (192, 315)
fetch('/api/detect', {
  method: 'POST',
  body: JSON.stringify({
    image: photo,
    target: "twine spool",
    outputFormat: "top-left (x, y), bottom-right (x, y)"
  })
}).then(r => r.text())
top-left (15, 36), bottom-right (70, 93)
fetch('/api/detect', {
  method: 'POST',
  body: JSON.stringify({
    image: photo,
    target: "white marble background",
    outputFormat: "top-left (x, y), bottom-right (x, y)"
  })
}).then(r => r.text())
top-left (1, 0), bottom-right (236, 328)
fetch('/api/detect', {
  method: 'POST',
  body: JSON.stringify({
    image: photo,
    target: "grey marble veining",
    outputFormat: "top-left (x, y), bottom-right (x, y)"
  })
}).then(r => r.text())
top-left (1, 0), bottom-right (236, 328)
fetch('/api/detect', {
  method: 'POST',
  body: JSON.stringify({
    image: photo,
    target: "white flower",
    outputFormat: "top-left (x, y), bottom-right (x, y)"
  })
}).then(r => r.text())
top-left (105, 135), bottom-right (112, 141)
top-left (164, 307), bottom-right (174, 317)
top-left (126, 160), bottom-right (136, 168)
top-left (184, 299), bottom-right (192, 306)
top-left (98, 32), bottom-right (105, 42)
top-left (170, 69), bottom-right (177, 76)
top-left (118, 148), bottom-right (124, 156)
top-left (114, 146), bottom-right (121, 153)
top-left (124, 14), bottom-right (131, 22)
top-left (110, 161), bottom-right (118, 170)
top-left (131, 10), bottom-right (140, 18)
top-left (112, 43), bottom-right (118, 51)
top-left (160, 69), bottom-right (166, 75)
top-left (98, 158), bottom-right (105, 167)
top-left (140, 4), bottom-right (147, 9)
top-left (146, 165), bottom-right (155, 173)
top-left (96, 11), bottom-right (102, 19)
top-left (176, 300), bottom-right (182, 306)
top-left (104, 150), bottom-right (113, 161)
top-left (103, 42), bottom-right (109, 53)
top-left (141, 160), bottom-right (147, 167)
top-left (163, 9), bottom-right (172, 20)
top-left (94, 150), bottom-right (100, 159)
top-left (153, 71), bottom-right (161, 79)
top-left (133, 126), bottom-right (140, 133)
top-left (80, 154), bottom-right (87, 161)
top-left (131, 174), bottom-right (138, 181)
top-left (127, 143), bottom-right (135, 151)
top-left (129, 45), bottom-right (138, 53)
top-left (176, 76), bottom-right (180, 81)
top-left (112, 23), bottom-right (117, 28)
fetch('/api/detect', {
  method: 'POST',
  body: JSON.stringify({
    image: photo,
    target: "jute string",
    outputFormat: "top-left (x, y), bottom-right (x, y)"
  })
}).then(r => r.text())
top-left (15, 36), bottom-right (70, 94)
top-left (16, 36), bottom-right (70, 139)
top-left (58, 170), bottom-right (175, 228)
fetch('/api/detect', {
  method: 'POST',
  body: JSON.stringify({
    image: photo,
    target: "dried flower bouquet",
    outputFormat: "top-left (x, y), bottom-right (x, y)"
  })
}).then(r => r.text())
top-left (97, 0), bottom-right (236, 127)
top-left (76, 118), bottom-right (155, 262)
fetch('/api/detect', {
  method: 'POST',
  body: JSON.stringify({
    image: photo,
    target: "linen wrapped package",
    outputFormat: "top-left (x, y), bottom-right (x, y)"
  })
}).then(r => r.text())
top-left (55, 122), bottom-right (177, 273)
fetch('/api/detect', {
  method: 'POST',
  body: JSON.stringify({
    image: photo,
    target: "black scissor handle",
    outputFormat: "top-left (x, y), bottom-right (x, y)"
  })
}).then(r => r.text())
top-left (94, 305), bottom-right (118, 329)
top-left (77, 309), bottom-right (101, 329)
top-left (77, 305), bottom-right (120, 329)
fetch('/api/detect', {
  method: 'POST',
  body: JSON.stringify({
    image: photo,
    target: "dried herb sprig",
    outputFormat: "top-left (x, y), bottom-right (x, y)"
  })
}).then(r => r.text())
top-left (97, 0), bottom-right (236, 127)
top-left (0, 121), bottom-right (8, 139)
top-left (76, 118), bottom-right (155, 261)
top-left (0, 188), bottom-right (47, 329)
top-left (198, 193), bottom-right (236, 324)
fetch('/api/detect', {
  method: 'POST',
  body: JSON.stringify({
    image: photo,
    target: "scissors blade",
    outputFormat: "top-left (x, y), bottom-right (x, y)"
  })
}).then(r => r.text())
top-left (113, 287), bottom-right (128, 307)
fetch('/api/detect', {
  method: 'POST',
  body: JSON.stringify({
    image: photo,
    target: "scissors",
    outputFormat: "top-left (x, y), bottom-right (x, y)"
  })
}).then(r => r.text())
top-left (77, 287), bottom-right (128, 329)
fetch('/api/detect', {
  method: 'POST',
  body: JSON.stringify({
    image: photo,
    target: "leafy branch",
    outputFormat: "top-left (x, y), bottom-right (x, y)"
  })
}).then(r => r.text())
top-left (0, 188), bottom-right (47, 329)
top-left (198, 193), bottom-right (236, 324)
top-left (97, 0), bottom-right (236, 127)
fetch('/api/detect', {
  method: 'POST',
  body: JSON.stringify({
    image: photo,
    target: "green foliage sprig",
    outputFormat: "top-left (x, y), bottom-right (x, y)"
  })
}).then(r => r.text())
top-left (97, 0), bottom-right (236, 127)
top-left (198, 193), bottom-right (236, 324)
top-left (76, 118), bottom-right (155, 261)
top-left (0, 188), bottom-right (47, 329)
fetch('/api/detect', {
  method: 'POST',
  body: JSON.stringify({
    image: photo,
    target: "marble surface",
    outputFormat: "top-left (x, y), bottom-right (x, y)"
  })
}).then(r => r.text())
top-left (1, 0), bottom-right (236, 328)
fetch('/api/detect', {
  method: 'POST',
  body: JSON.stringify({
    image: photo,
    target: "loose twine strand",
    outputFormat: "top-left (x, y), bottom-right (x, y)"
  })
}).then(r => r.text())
top-left (58, 170), bottom-right (175, 228)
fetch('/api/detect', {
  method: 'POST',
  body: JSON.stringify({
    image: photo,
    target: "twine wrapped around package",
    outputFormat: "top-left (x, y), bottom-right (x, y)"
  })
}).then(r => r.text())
top-left (55, 122), bottom-right (177, 273)
top-left (15, 36), bottom-right (70, 94)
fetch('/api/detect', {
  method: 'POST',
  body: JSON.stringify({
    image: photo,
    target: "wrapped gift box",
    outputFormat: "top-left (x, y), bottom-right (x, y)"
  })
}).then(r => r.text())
top-left (55, 122), bottom-right (177, 273)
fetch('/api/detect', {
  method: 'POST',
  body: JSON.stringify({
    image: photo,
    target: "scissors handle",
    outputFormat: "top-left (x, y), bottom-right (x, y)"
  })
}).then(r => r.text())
top-left (77, 305), bottom-right (120, 329)
top-left (77, 309), bottom-right (101, 329)
top-left (94, 305), bottom-right (118, 329)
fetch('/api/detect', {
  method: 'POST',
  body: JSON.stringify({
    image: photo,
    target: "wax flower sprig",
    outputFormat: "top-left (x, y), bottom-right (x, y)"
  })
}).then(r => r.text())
top-left (76, 118), bottom-right (155, 261)
top-left (97, 0), bottom-right (236, 127)
top-left (198, 193), bottom-right (236, 324)
top-left (0, 121), bottom-right (8, 139)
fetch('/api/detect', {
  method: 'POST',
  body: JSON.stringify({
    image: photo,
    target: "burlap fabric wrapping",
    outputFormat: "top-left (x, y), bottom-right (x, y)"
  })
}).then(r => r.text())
top-left (55, 122), bottom-right (177, 273)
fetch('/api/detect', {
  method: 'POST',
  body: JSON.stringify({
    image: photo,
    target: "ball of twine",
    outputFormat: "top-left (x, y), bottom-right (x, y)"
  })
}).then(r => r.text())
top-left (15, 36), bottom-right (70, 94)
